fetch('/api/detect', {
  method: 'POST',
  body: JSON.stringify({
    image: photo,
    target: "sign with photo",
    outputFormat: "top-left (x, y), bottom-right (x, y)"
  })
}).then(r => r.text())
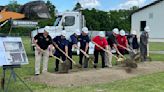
top-left (0, 37), bottom-right (28, 66)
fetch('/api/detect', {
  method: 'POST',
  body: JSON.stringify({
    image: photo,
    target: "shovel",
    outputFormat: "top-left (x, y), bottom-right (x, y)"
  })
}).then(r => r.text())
top-left (92, 41), bottom-right (124, 62)
top-left (40, 49), bottom-right (64, 63)
top-left (75, 46), bottom-right (94, 68)
top-left (55, 45), bottom-right (85, 69)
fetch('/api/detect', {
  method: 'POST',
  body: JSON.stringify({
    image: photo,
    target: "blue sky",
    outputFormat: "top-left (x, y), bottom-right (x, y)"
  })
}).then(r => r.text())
top-left (0, 0), bottom-right (155, 12)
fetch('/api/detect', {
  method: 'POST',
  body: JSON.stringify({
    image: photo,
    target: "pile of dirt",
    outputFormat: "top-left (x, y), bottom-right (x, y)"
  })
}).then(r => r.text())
top-left (29, 61), bottom-right (164, 87)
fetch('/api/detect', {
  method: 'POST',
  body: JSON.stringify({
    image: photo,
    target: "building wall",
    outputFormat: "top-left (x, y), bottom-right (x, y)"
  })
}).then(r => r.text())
top-left (132, 1), bottom-right (164, 39)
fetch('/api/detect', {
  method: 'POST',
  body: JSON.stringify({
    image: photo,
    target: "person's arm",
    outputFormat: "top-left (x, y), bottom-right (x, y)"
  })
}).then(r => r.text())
top-left (85, 43), bottom-right (89, 52)
top-left (125, 37), bottom-right (129, 47)
top-left (112, 36), bottom-right (125, 58)
top-left (71, 36), bottom-right (78, 48)
top-left (65, 40), bottom-right (69, 55)
top-left (85, 36), bottom-right (90, 52)
top-left (33, 34), bottom-right (41, 51)
top-left (134, 36), bottom-right (139, 49)
top-left (52, 37), bottom-right (59, 51)
top-left (141, 33), bottom-right (148, 45)
top-left (104, 38), bottom-right (109, 50)
top-left (65, 46), bottom-right (68, 56)
top-left (113, 44), bottom-right (124, 58)
top-left (105, 45), bottom-right (109, 50)
top-left (49, 36), bottom-right (54, 49)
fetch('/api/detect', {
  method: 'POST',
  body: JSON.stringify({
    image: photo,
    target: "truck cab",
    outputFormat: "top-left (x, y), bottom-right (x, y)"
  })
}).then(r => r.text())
top-left (31, 11), bottom-right (85, 40)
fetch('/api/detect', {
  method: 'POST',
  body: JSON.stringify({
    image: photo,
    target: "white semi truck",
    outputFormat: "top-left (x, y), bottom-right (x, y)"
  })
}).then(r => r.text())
top-left (31, 11), bottom-right (103, 53)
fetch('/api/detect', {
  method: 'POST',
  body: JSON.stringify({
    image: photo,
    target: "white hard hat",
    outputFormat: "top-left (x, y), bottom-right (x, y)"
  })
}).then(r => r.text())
top-left (44, 26), bottom-right (50, 32)
top-left (61, 30), bottom-right (66, 37)
top-left (120, 29), bottom-right (125, 36)
top-left (98, 31), bottom-right (105, 37)
top-left (144, 26), bottom-right (150, 32)
top-left (82, 27), bottom-right (89, 34)
top-left (45, 26), bottom-right (50, 30)
top-left (75, 29), bottom-right (81, 35)
top-left (112, 28), bottom-right (119, 34)
top-left (131, 30), bottom-right (137, 35)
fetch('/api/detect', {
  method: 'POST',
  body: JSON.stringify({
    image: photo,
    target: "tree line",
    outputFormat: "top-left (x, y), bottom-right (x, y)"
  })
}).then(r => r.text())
top-left (73, 2), bottom-right (138, 32)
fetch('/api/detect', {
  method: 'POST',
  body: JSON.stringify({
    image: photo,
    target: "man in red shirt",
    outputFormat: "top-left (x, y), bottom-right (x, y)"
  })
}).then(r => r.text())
top-left (117, 30), bottom-right (128, 55)
top-left (92, 31), bottom-right (108, 68)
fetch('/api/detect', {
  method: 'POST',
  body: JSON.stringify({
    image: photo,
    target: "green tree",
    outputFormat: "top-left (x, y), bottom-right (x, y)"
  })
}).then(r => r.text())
top-left (46, 0), bottom-right (56, 18)
top-left (81, 6), bottom-right (138, 32)
top-left (73, 2), bottom-right (82, 11)
top-left (108, 6), bottom-right (138, 32)
top-left (82, 8), bottom-right (110, 31)
top-left (7, 0), bottom-right (20, 12)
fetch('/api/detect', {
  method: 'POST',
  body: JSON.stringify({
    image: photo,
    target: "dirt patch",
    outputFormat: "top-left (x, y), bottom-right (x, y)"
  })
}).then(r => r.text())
top-left (29, 61), bottom-right (164, 87)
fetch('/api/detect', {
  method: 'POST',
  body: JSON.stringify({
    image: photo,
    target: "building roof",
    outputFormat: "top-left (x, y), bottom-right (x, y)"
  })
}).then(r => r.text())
top-left (132, 0), bottom-right (164, 14)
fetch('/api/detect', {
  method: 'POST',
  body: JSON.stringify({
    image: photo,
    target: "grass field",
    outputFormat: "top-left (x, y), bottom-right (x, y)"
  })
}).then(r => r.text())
top-left (149, 42), bottom-right (164, 51)
top-left (0, 36), bottom-right (164, 92)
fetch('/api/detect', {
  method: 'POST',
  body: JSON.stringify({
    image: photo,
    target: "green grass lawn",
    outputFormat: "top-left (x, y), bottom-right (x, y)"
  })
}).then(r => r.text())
top-left (150, 54), bottom-right (164, 61)
top-left (149, 42), bottom-right (164, 51)
top-left (32, 72), bottom-right (164, 92)
top-left (0, 36), bottom-right (164, 92)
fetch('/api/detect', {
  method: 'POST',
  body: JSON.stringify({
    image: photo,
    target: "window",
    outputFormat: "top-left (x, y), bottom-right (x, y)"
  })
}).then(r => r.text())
top-left (140, 21), bottom-right (146, 31)
top-left (54, 16), bottom-right (62, 26)
top-left (64, 16), bottom-right (75, 26)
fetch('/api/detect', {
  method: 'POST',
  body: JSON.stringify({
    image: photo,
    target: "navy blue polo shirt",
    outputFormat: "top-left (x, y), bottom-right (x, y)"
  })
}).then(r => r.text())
top-left (79, 34), bottom-right (90, 49)
top-left (53, 36), bottom-right (68, 55)
top-left (68, 34), bottom-right (78, 50)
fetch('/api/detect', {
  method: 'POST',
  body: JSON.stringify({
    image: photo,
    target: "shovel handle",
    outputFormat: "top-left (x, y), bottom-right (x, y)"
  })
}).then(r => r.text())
top-left (75, 46), bottom-right (89, 58)
top-left (92, 41), bottom-right (119, 59)
top-left (118, 44), bottom-right (131, 52)
top-left (51, 54), bottom-right (64, 63)
top-left (40, 49), bottom-right (64, 63)
top-left (55, 46), bottom-right (76, 65)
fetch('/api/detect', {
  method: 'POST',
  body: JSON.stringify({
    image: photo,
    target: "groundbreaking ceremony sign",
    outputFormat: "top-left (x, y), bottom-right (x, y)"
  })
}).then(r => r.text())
top-left (0, 37), bottom-right (28, 66)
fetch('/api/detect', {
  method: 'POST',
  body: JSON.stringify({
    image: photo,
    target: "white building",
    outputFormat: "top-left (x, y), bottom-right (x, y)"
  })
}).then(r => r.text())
top-left (131, 0), bottom-right (164, 42)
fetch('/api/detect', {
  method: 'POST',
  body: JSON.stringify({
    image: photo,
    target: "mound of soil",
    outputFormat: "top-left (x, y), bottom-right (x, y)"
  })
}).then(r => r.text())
top-left (29, 61), bottom-right (164, 87)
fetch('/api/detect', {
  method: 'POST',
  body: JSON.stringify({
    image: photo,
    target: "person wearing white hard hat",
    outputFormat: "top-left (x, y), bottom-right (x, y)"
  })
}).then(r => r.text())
top-left (68, 29), bottom-right (81, 69)
top-left (129, 30), bottom-right (139, 51)
top-left (113, 28), bottom-right (119, 35)
top-left (52, 30), bottom-right (68, 72)
top-left (117, 30), bottom-right (128, 55)
top-left (33, 27), bottom-right (53, 75)
top-left (140, 26), bottom-right (150, 61)
top-left (106, 28), bottom-right (124, 67)
top-left (92, 31), bottom-right (109, 68)
top-left (82, 27), bottom-right (89, 34)
top-left (79, 27), bottom-right (90, 68)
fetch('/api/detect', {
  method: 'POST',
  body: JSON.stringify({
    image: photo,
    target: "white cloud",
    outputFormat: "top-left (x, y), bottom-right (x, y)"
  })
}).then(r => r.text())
top-left (78, 0), bottom-right (101, 9)
top-left (118, 0), bottom-right (147, 9)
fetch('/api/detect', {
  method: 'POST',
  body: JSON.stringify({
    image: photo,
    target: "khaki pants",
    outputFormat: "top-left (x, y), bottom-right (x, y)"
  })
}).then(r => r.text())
top-left (35, 48), bottom-right (49, 74)
top-left (105, 46), bottom-right (112, 67)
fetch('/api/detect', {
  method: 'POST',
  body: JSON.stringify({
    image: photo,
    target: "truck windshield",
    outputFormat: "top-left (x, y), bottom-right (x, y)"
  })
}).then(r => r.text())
top-left (54, 16), bottom-right (62, 26)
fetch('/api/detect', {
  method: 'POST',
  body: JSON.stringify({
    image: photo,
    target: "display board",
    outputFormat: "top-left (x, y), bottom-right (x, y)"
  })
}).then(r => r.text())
top-left (0, 37), bottom-right (28, 66)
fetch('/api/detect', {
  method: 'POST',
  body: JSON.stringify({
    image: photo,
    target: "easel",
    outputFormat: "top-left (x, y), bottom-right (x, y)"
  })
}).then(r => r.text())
top-left (2, 65), bottom-right (32, 92)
